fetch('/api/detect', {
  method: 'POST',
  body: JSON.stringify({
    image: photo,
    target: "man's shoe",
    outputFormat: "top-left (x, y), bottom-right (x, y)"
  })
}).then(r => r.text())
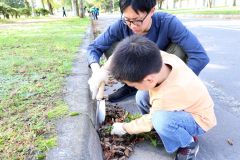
top-left (108, 84), bottom-right (137, 103)
top-left (175, 137), bottom-right (199, 160)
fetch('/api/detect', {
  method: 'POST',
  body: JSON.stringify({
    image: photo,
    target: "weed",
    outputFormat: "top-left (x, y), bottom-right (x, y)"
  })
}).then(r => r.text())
top-left (69, 112), bottom-right (80, 116)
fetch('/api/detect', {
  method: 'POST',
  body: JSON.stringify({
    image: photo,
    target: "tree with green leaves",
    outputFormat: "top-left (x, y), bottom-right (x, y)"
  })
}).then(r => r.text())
top-left (1, 0), bottom-right (25, 8)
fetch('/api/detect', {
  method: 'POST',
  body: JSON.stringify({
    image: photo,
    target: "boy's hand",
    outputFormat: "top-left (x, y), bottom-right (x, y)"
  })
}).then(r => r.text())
top-left (111, 123), bottom-right (127, 136)
top-left (88, 64), bottom-right (108, 99)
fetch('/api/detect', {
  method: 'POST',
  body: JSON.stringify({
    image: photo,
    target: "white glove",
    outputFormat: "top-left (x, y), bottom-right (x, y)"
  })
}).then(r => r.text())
top-left (111, 123), bottom-right (127, 136)
top-left (88, 63), bottom-right (109, 99)
top-left (90, 63), bottom-right (100, 73)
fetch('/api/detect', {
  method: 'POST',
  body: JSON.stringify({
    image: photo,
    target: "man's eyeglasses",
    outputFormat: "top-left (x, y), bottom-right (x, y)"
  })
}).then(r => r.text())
top-left (121, 13), bottom-right (148, 26)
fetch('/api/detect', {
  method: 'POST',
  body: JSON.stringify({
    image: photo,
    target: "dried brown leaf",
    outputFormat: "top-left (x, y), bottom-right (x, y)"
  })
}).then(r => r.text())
top-left (227, 138), bottom-right (233, 145)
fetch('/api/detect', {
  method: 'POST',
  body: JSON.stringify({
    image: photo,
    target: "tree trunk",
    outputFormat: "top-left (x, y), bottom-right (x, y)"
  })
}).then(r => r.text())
top-left (212, 0), bottom-right (215, 7)
top-left (207, 0), bottom-right (212, 8)
top-left (31, 0), bottom-right (36, 16)
top-left (233, 0), bottom-right (236, 6)
top-left (156, 0), bottom-right (160, 9)
top-left (24, 0), bottom-right (30, 8)
top-left (159, 0), bottom-right (164, 9)
top-left (47, 0), bottom-right (53, 15)
top-left (112, 0), bottom-right (115, 12)
top-left (173, 0), bottom-right (177, 8)
top-left (203, 0), bottom-right (206, 7)
top-left (179, 0), bottom-right (182, 8)
top-left (109, 0), bottom-right (113, 13)
top-left (79, 0), bottom-right (84, 18)
top-left (72, 0), bottom-right (79, 16)
top-left (41, 0), bottom-right (45, 9)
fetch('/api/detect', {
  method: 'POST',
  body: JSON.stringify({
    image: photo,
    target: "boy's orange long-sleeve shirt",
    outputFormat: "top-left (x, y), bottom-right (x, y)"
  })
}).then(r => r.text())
top-left (124, 52), bottom-right (217, 134)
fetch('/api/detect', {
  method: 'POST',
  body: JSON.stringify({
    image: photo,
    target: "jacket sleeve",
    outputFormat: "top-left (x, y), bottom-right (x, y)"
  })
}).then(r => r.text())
top-left (124, 114), bottom-right (153, 134)
top-left (87, 20), bottom-right (124, 66)
top-left (167, 16), bottom-right (209, 75)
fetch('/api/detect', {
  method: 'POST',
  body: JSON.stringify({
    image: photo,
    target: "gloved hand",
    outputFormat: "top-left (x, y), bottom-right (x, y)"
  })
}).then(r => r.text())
top-left (88, 63), bottom-right (109, 99)
top-left (111, 123), bottom-right (127, 136)
top-left (90, 63), bottom-right (100, 73)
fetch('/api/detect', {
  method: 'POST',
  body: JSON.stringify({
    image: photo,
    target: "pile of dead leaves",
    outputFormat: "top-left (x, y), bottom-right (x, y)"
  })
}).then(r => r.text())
top-left (98, 104), bottom-right (162, 160)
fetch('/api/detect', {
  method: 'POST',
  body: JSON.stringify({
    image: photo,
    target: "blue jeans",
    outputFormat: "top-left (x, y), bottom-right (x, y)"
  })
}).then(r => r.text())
top-left (135, 90), bottom-right (205, 153)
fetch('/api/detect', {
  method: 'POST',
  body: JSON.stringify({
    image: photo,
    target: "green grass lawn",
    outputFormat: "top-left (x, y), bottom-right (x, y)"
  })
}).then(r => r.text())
top-left (0, 17), bottom-right (89, 159)
top-left (161, 7), bottom-right (240, 15)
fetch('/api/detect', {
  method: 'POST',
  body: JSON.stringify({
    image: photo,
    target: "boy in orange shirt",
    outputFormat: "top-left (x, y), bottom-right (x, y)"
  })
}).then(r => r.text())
top-left (109, 35), bottom-right (217, 160)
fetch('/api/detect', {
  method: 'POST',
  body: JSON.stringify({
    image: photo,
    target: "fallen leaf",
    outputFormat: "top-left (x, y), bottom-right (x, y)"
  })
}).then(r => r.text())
top-left (36, 83), bottom-right (43, 87)
top-left (124, 148), bottom-right (129, 157)
top-left (18, 69), bottom-right (26, 73)
top-left (10, 89), bottom-right (18, 97)
top-left (227, 139), bottom-right (233, 145)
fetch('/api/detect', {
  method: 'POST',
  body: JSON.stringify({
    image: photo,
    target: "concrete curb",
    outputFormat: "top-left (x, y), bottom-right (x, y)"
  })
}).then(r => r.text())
top-left (46, 23), bottom-right (103, 160)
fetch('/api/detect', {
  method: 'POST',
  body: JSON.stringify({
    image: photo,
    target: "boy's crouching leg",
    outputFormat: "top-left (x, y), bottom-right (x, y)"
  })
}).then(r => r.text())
top-left (135, 90), bottom-right (150, 114)
top-left (151, 111), bottom-right (205, 154)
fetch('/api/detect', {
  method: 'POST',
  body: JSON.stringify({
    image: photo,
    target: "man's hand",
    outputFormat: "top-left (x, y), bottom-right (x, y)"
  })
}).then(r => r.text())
top-left (88, 63), bottom-right (108, 99)
top-left (90, 63), bottom-right (100, 73)
top-left (111, 123), bottom-right (127, 136)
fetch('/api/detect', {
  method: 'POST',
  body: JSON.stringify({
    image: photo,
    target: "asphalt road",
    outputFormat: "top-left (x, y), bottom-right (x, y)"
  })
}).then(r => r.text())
top-left (183, 18), bottom-right (240, 103)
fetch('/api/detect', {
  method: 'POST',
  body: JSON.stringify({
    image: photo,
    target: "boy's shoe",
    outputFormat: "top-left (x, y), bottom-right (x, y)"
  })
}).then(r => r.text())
top-left (108, 84), bottom-right (137, 103)
top-left (175, 137), bottom-right (199, 160)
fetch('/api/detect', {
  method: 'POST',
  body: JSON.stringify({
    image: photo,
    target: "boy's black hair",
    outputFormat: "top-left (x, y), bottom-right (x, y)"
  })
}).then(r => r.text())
top-left (119, 0), bottom-right (156, 14)
top-left (110, 35), bottom-right (162, 82)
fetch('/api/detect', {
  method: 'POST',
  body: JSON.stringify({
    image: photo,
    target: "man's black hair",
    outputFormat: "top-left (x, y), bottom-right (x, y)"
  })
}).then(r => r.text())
top-left (110, 35), bottom-right (162, 82)
top-left (119, 0), bottom-right (156, 14)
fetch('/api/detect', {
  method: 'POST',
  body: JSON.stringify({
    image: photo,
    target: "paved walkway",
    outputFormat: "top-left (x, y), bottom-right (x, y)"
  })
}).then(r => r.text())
top-left (0, 16), bottom-right (67, 30)
top-left (93, 13), bottom-right (240, 160)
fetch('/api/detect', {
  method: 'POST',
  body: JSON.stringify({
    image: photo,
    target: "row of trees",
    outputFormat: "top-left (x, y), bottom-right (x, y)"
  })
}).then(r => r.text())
top-left (156, 0), bottom-right (238, 9)
top-left (36, 0), bottom-right (86, 18)
top-left (87, 0), bottom-right (238, 11)
top-left (0, 0), bottom-right (88, 19)
top-left (0, 3), bottom-right (29, 19)
top-left (0, 0), bottom-right (51, 19)
top-left (82, 0), bottom-right (238, 13)
top-left (1, 0), bottom-right (238, 19)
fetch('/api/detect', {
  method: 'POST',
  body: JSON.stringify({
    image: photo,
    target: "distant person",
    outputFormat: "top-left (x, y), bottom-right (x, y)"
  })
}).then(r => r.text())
top-left (91, 7), bottom-right (98, 20)
top-left (62, 7), bottom-right (67, 17)
top-left (94, 7), bottom-right (98, 20)
top-left (87, 0), bottom-right (209, 103)
top-left (109, 35), bottom-right (217, 160)
top-left (96, 7), bottom-right (99, 16)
